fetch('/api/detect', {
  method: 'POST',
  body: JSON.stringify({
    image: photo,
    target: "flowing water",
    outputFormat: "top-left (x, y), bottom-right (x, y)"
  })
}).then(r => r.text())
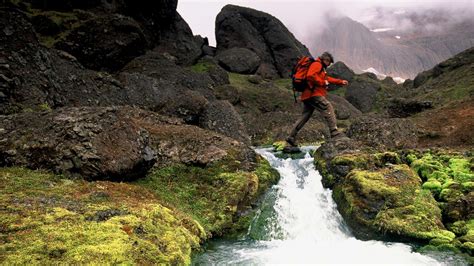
top-left (193, 147), bottom-right (467, 265)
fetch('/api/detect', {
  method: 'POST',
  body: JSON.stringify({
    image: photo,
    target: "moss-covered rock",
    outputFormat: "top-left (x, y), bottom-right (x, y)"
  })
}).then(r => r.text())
top-left (333, 164), bottom-right (452, 242)
top-left (0, 167), bottom-right (204, 265)
top-left (405, 151), bottom-right (474, 222)
top-left (133, 155), bottom-right (279, 238)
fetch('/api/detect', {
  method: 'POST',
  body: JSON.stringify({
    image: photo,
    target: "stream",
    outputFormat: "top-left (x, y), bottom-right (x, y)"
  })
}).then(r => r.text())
top-left (193, 147), bottom-right (467, 265)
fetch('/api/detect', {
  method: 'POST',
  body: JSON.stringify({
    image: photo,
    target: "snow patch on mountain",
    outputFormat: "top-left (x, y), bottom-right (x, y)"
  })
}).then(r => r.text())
top-left (370, 28), bottom-right (394, 32)
top-left (363, 67), bottom-right (405, 84)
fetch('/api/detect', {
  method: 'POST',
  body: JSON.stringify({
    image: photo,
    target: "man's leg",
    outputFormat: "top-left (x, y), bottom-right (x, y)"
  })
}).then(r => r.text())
top-left (312, 96), bottom-right (340, 137)
top-left (287, 102), bottom-right (315, 146)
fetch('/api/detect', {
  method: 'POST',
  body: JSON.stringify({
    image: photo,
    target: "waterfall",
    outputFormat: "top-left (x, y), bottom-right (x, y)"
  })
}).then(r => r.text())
top-left (193, 147), bottom-right (464, 265)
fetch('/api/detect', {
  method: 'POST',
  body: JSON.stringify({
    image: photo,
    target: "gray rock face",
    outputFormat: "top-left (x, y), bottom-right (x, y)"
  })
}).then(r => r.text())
top-left (121, 50), bottom-right (217, 100)
top-left (0, 10), bottom-right (125, 114)
top-left (345, 78), bottom-right (381, 113)
top-left (327, 61), bottom-right (355, 81)
top-left (55, 14), bottom-right (147, 72)
top-left (347, 116), bottom-right (418, 149)
top-left (0, 107), bottom-right (157, 181)
top-left (154, 13), bottom-right (204, 66)
top-left (327, 61), bottom-right (355, 91)
top-left (215, 4), bottom-right (311, 78)
top-left (116, 72), bottom-right (209, 124)
top-left (327, 94), bottom-right (362, 120)
top-left (199, 100), bottom-right (250, 144)
top-left (215, 48), bottom-right (261, 74)
top-left (0, 106), bottom-right (257, 179)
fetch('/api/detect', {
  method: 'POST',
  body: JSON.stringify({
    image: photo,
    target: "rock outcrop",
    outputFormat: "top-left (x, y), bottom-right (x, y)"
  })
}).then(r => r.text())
top-left (0, 10), bottom-right (124, 114)
top-left (344, 76), bottom-right (381, 113)
top-left (215, 48), bottom-right (261, 74)
top-left (314, 139), bottom-right (460, 245)
top-left (55, 14), bottom-right (147, 72)
top-left (0, 107), bottom-right (157, 181)
top-left (347, 116), bottom-right (418, 149)
top-left (326, 94), bottom-right (362, 120)
top-left (215, 4), bottom-right (311, 78)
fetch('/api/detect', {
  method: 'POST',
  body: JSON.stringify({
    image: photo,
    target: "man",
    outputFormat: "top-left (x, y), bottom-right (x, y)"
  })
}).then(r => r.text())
top-left (286, 52), bottom-right (349, 147)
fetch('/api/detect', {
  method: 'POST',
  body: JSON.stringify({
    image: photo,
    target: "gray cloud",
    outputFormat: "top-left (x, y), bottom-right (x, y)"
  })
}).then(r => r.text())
top-left (178, 0), bottom-right (474, 46)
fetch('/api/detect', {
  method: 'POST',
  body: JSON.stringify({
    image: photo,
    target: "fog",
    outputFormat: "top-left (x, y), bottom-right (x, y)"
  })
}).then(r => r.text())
top-left (177, 0), bottom-right (474, 46)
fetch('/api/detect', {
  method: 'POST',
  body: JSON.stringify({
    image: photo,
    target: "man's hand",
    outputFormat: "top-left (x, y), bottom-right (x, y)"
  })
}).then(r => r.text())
top-left (342, 80), bottom-right (349, 85)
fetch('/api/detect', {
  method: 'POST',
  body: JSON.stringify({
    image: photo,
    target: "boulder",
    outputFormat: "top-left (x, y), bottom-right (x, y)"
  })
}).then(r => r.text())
top-left (215, 48), bottom-right (261, 74)
top-left (327, 61), bottom-right (355, 81)
top-left (347, 116), bottom-right (418, 149)
top-left (116, 72), bottom-right (208, 124)
top-left (333, 164), bottom-right (451, 241)
top-left (345, 77), bottom-right (381, 113)
top-left (0, 106), bottom-right (257, 180)
top-left (121, 50), bottom-right (217, 100)
top-left (216, 4), bottom-right (311, 78)
top-left (387, 98), bottom-right (433, 118)
top-left (199, 100), bottom-right (250, 144)
top-left (55, 14), bottom-right (147, 72)
top-left (327, 94), bottom-right (362, 120)
top-left (0, 106), bottom-right (157, 181)
top-left (153, 13), bottom-right (204, 65)
top-left (0, 10), bottom-right (125, 114)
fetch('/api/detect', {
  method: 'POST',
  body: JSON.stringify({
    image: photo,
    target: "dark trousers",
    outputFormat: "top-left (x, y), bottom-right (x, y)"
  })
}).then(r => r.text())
top-left (288, 96), bottom-right (337, 140)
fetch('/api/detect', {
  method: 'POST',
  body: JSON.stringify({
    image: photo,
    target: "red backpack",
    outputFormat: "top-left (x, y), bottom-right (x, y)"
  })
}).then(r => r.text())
top-left (291, 56), bottom-right (315, 92)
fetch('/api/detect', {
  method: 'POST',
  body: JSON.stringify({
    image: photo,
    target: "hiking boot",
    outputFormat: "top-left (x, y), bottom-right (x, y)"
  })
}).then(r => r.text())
top-left (286, 137), bottom-right (297, 147)
top-left (330, 129), bottom-right (346, 139)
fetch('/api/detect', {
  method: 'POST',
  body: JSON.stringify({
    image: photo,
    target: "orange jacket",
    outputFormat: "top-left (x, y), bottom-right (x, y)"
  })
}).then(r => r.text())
top-left (300, 58), bottom-right (345, 101)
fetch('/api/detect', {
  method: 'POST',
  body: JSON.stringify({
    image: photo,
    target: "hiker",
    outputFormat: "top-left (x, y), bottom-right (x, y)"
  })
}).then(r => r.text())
top-left (286, 52), bottom-right (349, 147)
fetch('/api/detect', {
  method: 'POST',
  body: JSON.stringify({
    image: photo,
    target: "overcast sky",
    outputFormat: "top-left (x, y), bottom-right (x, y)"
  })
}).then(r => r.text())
top-left (177, 0), bottom-right (474, 46)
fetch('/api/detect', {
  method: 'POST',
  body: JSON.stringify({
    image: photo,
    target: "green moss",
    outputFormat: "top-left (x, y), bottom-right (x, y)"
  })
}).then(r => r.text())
top-left (272, 141), bottom-right (286, 152)
top-left (0, 167), bottom-right (205, 265)
top-left (190, 61), bottom-right (215, 73)
top-left (422, 179), bottom-right (442, 193)
top-left (336, 164), bottom-right (450, 242)
top-left (254, 155), bottom-right (280, 196)
top-left (462, 181), bottom-right (474, 191)
top-left (134, 157), bottom-right (279, 238)
top-left (440, 188), bottom-right (464, 202)
top-left (272, 78), bottom-right (292, 90)
top-left (331, 154), bottom-right (370, 170)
